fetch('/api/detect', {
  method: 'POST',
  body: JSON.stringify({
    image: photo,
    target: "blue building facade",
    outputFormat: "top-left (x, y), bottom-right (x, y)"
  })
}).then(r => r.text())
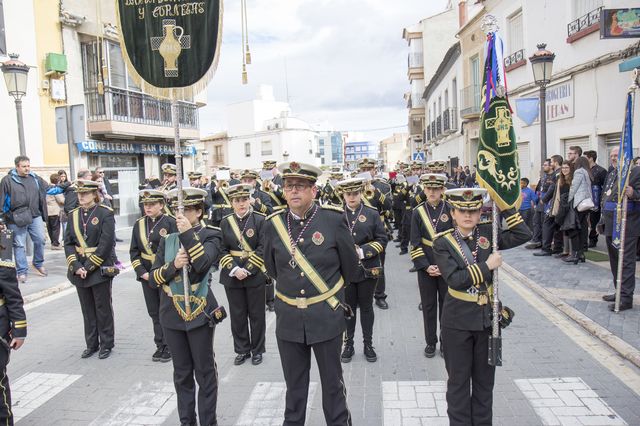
top-left (345, 141), bottom-right (378, 170)
top-left (318, 131), bottom-right (344, 166)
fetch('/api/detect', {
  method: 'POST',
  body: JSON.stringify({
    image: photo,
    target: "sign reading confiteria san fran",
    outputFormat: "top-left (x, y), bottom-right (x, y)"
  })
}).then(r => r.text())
top-left (116, 0), bottom-right (223, 95)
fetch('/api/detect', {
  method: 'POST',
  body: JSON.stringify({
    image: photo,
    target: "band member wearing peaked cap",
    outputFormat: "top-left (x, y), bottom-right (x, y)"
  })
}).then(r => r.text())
top-left (433, 188), bottom-right (531, 425)
top-left (149, 187), bottom-right (225, 426)
top-left (64, 180), bottom-right (116, 360)
top-left (263, 161), bottom-right (359, 425)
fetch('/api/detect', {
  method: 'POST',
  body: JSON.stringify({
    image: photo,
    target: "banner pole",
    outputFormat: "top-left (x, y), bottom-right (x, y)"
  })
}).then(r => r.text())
top-left (614, 196), bottom-right (628, 313)
top-left (172, 95), bottom-right (192, 317)
top-left (488, 201), bottom-right (502, 366)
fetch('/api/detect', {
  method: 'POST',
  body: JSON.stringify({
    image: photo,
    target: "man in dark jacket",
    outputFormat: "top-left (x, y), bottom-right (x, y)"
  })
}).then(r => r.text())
top-left (533, 155), bottom-right (564, 256)
top-left (64, 169), bottom-right (92, 214)
top-left (0, 156), bottom-right (61, 283)
top-left (585, 151), bottom-right (608, 247)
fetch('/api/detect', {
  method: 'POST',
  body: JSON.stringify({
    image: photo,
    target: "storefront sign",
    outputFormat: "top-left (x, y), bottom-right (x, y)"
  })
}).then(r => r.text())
top-left (600, 8), bottom-right (640, 39)
top-left (77, 140), bottom-right (195, 156)
top-left (529, 79), bottom-right (574, 125)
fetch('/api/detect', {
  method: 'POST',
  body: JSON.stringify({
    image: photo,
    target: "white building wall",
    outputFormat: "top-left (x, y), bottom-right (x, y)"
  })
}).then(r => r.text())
top-left (421, 7), bottom-right (459, 84)
top-left (0, 0), bottom-right (44, 167)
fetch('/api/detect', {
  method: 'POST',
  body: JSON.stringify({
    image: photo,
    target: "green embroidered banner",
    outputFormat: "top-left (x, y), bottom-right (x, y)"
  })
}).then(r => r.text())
top-left (115, 0), bottom-right (222, 98)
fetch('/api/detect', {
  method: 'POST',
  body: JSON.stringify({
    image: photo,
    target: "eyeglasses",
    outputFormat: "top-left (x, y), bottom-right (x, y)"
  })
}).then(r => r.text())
top-left (284, 183), bottom-right (312, 192)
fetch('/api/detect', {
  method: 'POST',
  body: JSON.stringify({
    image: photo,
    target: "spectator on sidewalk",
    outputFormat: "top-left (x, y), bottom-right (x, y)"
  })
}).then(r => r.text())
top-left (554, 161), bottom-right (575, 259)
top-left (567, 146), bottom-right (582, 164)
top-left (527, 160), bottom-right (553, 249)
top-left (46, 174), bottom-right (65, 250)
top-left (565, 157), bottom-right (593, 264)
top-left (94, 168), bottom-right (113, 199)
top-left (0, 156), bottom-right (61, 283)
top-left (92, 172), bottom-right (113, 208)
top-left (64, 169), bottom-right (92, 214)
top-left (520, 178), bottom-right (538, 230)
top-left (534, 155), bottom-right (564, 257)
top-left (585, 151), bottom-right (608, 248)
top-left (464, 165), bottom-right (477, 188)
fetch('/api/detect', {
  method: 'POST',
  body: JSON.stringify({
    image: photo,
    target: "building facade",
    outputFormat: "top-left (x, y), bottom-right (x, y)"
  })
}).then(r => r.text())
top-left (345, 141), bottom-right (378, 170)
top-left (317, 130), bottom-right (344, 168)
top-left (379, 133), bottom-right (410, 171)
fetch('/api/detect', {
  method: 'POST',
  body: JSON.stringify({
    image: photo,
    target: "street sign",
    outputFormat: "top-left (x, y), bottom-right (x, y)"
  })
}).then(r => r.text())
top-left (412, 152), bottom-right (425, 161)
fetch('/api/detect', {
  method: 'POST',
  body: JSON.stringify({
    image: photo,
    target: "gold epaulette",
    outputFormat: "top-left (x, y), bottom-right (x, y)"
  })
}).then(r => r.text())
top-left (207, 225), bottom-right (222, 231)
top-left (322, 204), bottom-right (344, 213)
top-left (433, 228), bottom-right (455, 241)
top-left (479, 220), bottom-right (492, 225)
top-left (254, 211), bottom-right (266, 216)
top-left (266, 209), bottom-right (287, 221)
top-left (413, 202), bottom-right (425, 210)
top-left (99, 204), bottom-right (114, 212)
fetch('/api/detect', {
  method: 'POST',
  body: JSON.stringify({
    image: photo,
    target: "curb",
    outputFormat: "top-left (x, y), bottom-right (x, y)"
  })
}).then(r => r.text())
top-left (502, 262), bottom-right (640, 369)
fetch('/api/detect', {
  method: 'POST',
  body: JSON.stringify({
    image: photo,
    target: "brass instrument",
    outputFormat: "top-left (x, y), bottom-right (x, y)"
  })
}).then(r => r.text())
top-left (218, 180), bottom-right (229, 190)
top-left (262, 179), bottom-right (273, 192)
top-left (364, 182), bottom-right (375, 199)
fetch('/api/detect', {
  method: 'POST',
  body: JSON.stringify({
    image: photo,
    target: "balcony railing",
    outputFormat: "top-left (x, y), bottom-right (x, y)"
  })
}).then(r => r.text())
top-left (426, 125), bottom-right (431, 141)
top-left (430, 120), bottom-right (436, 140)
top-left (460, 84), bottom-right (481, 117)
top-left (85, 87), bottom-right (199, 129)
top-left (443, 108), bottom-right (458, 133)
top-left (504, 49), bottom-right (526, 69)
top-left (436, 116), bottom-right (442, 137)
top-left (567, 6), bottom-right (603, 38)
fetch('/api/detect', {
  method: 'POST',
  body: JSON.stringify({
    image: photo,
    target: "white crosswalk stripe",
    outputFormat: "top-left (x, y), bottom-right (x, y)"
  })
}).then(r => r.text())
top-left (382, 381), bottom-right (448, 425)
top-left (235, 381), bottom-right (318, 425)
top-left (12, 372), bottom-right (82, 423)
top-left (515, 377), bottom-right (627, 425)
top-left (89, 381), bottom-right (176, 425)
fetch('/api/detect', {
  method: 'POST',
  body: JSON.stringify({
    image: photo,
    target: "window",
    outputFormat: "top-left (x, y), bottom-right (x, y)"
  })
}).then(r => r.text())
top-left (471, 55), bottom-right (480, 88)
top-left (444, 89), bottom-right (449, 109)
top-left (507, 11), bottom-right (524, 54)
top-left (107, 41), bottom-right (140, 91)
top-left (0, 1), bottom-right (6, 56)
top-left (213, 145), bottom-right (224, 164)
top-left (452, 78), bottom-right (458, 109)
top-left (574, 0), bottom-right (603, 19)
top-left (244, 142), bottom-right (251, 157)
top-left (81, 42), bottom-right (100, 91)
top-left (261, 140), bottom-right (272, 156)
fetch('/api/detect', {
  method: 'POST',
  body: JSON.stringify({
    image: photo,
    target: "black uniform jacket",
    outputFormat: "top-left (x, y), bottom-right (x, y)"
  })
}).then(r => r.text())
top-left (392, 181), bottom-right (406, 210)
top-left (0, 266), bottom-right (27, 340)
top-left (263, 204), bottom-right (359, 344)
top-left (410, 200), bottom-right (454, 270)
top-left (64, 204), bottom-right (115, 288)
top-left (149, 222), bottom-right (222, 331)
top-left (218, 211), bottom-right (267, 288)
top-left (209, 184), bottom-right (233, 225)
top-left (345, 203), bottom-right (388, 283)
top-left (433, 210), bottom-right (531, 331)
top-left (130, 214), bottom-right (178, 284)
top-left (321, 182), bottom-right (343, 207)
top-left (601, 166), bottom-right (640, 238)
top-left (252, 189), bottom-right (274, 215)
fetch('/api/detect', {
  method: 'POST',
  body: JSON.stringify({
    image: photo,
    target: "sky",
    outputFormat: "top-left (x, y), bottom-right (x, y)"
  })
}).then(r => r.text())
top-left (199, 0), bottom-right (450, 142)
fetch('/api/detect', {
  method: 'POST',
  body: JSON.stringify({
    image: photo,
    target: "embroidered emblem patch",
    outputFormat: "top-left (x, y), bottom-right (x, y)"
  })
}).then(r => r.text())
top-left (462, 190), bottom-right (474, 201)
top-left (91, 217), bottom-right (99, 225)
top-left (358, 214), bottom-right (367, 223)
top-left (289, 162), bottom-right (301, 173)
top-left (440, 214), bottom-right (449, 223)
top-left (478, 236), bottom-right (490, 250)
top-left (312, 231), bottom-right (324, 246)
top-left (159, 228), bottom-right (168, 237)
top-left (246, 228), bottom-right (255, 238)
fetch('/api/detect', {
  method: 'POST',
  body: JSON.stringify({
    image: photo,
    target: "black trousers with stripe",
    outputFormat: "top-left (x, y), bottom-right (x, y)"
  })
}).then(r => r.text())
top-left (76, 280), bottom-right (114, 350)
top-left (0, 342), bottom-right (13, 426)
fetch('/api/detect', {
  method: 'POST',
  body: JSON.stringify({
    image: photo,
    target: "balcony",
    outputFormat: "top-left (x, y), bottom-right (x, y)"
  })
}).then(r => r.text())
top-left (407, 53), bottom-right (425, 81)
top-left (460, 85), bottom-right (481, 118)
top-left (426, 125), bottom-right (431, 142)
top-left (430, 120), bottom-right (436, 140)
top-left (567, 6), bottom-right (603, 43)
top-left (443, 108), bottom-right (458, 134)
top-left (504, 49), bottom-right (526, 72)
top-left (85, 87), bottom-right (199, 140)
top-left (436, 116), bottom-right (442, 137)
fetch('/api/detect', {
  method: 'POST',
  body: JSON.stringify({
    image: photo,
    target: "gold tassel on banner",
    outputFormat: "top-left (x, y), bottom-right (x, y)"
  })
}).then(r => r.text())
top-left (242, 64), bottom-right (248, 85)
top-left (243, 0), bottom-right (251, 65)
top-left (241, 0), bottom-right (249, 84)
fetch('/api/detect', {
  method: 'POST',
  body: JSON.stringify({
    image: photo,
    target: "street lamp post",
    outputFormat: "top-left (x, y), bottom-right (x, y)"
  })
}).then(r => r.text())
top-left (1, 54), bottom-right (30, 157)
top-left (529, 44), bottom-right (555, 169)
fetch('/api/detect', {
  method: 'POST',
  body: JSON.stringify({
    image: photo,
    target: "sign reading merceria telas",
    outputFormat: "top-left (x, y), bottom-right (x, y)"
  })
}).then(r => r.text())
top-left (116, 0), bottom-right (223, 98)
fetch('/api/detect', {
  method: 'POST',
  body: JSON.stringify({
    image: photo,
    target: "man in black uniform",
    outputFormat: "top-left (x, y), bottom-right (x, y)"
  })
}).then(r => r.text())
top-left (599, 147), bottom-right (640, 311)
top-left (149, 187), bottom-right (224, 426)
top-left (321, 171), bottom-right (345, 207)
top-left (0, 222), bottom-right (27, 425)
top-left (585, 150), bottom-right (608, 247)
top-left (208, 169), bottom-right (233, 227)
top-left (391, 163), bottom-right (407, 236)
top-left (259, 161), bottom-right (287, 211)
top-left (410, 173), bottom-right (453, 358)
top-left (130, 190), bottom-right (177, 362)
top-left (240, 170), bottom-right (274, 215)
top-left (426, 160), bottom-right (457, 189)
top-left (433, 188), bottom-right (531, 426)
top-left (534, 155), bottom-right (564, 256)
top-left (263, 162), bottom-right (359, 426)
top-left (399, 161), bottom-right (425, 255)
top-left (219, 184), bottom-right (267, 366)
top-left (159, 163), bottom-right (178, 192)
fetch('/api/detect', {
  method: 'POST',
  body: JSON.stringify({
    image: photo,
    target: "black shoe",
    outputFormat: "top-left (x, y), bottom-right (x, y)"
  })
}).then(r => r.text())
top-left (533, 250), bottom-right (552, 257)
top-left (234, 353), bottom-right (251, 365)
top-left (424, 344), bottom-right (436, 358)
top-left (115, 237), bottom-right (124, 242)
top-left (364, 344), bottom-right (377, 362)
top-left (609, 302), bottom-right (633, 312)
top-left (152, 347), bottom-right (164, 362)
top-left (251, 353), bottom-right (263, 365)
top-left (525, 242), bottom-right (542, 249)
top-left (409, 267), bottom-right (417, 273)
top-left (341, 344), bottom-right (354, 363)
top-left (554, 252), bottom-right (570, 259)
top-left (395, 244), bottom-right (402, 248)
top-left (418, 303), bottom-right (422, 311)
top-left (602, 294), bottom-right (616, 302)
top-left (98, 348), bottom-right (112, 359)
top-left (266, 301), bottom-right (275, 312)
top-left (439, 344), bottom-right (444, 358)
top-left (159, 346), bottom-right (172, 363)
top-left (375, 299), bottom-right (389, 309)
top-left (562, 255), bottom-right (579, 264)
top-left (588, 240), bottom-right (597, 248)
top-left (81, 348), bottom-right (98, 359)
top-left (399, 249), bottom-right (408, 255)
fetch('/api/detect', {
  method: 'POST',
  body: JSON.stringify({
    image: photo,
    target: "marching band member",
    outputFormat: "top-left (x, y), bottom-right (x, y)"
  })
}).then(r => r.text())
top-left (209, 168), bottom-right (233, 227)
top-left (129, 190), bottom-right (177, 362)
top-left (159, 163), bottom-right (178, 192)
top-left (240, 169), bottom-right (273, 215)
top-left (219, 184), bottom-right (267, 366)
top-left (433, 188), bottom-right (530, 425)
top-left (337, 178), bottom-right (387, 363)
top-left (64, 180), bottom-right (116, 359)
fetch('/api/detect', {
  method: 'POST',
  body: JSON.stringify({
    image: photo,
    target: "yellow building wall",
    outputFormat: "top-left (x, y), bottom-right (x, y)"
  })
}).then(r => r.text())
top-left (33, 0), bottom-right (68, 169)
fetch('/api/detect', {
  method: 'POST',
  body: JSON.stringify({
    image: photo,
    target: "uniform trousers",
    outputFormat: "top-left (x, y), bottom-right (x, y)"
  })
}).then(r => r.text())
top-left (345, 278), bottom-right (376, 345)
top-left (393, 208), bottom-right (403, 230)
top-left (277, 334), bottom-right (351, 426)
top-left (589, 209), bottom-right (602, 244)
top-left (76, 281), bottom-right (114, 350)
top-left (141, 282), bottom-right (164, 348)
top-left (441, 327), bottom-right (495, 426)
top-left (374, 254), bottom-right (387, 300)
top-left (224, 285), bottom-right (266, 355)
top-left (164, 325), bottom-right (218, 426)
top-left (606, 235), bottom-right (638, 305)
top-left (417, 271), bottom-right (447, 346)
top-left (265, 279), bottom-right (275, 305)
top-left (531, 209), bottom-right (543, 243)
top-left (541, 215), bottom-right (563, 252)
top-left (400, 210), bottom-right (412, 251)
top-left (0, 342), bottom-right (13, 426)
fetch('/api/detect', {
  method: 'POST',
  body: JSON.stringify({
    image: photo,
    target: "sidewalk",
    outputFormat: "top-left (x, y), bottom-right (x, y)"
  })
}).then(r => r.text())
top-left (504, 245), bottom-right (640, 352)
